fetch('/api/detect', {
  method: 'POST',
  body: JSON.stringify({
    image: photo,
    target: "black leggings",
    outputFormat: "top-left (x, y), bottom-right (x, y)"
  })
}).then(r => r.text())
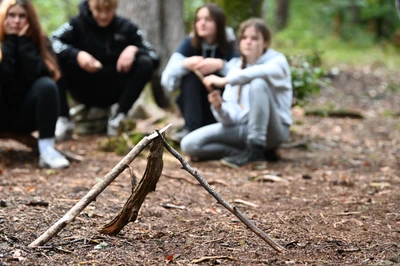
top-left (1, 77), bottom-right (59, 139)
top-left (177, 72), bottom-right (217, 131)
top-left (58, 55), bottom-right (154, 117)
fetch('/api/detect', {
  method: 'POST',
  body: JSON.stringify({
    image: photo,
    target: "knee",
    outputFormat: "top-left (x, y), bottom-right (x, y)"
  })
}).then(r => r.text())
top-left (180, 134), bottom-right (197, 155)
top-left (250, 78), bottom-right (269, 93)
top-left (182, 72), bottom-right (199, 83)
top-left (181, 72), bottom-right (203, 91)
top-left (133, 55), bottom-right (154, 75)
top-left (180, 136), bottom-right (191, 154)
top-left (33, 77), bottom-right (58, 97)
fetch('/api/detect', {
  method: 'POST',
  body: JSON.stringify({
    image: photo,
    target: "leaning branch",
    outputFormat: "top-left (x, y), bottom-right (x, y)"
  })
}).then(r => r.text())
top-left (28, 125), bottom-right (171, 248)
top-left (156, 130), bottom-right (285, 253)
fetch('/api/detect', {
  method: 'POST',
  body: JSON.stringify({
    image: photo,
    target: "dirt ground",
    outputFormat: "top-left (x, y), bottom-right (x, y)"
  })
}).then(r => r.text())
top-left (1, 66), bottom-right (399, 265)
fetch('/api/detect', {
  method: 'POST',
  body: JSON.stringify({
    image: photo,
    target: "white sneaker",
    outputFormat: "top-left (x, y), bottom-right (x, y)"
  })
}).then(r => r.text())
top-left (39, 146), bottom-right (70, 169)
top-left (55, 117), bottom-right (75, 141)
top-left (107, 113), bottom-right (126, 136)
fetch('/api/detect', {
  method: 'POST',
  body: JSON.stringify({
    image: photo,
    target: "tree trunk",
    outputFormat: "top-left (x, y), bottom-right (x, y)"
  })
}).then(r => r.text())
top-left (350, 0), bottom-right (361, 24)
top-left (211, 0), bottom-right (265, 30)
top-left (116, 0), bottom-right (185, 108)
top-left (275, 0), bottom-right (290, 31)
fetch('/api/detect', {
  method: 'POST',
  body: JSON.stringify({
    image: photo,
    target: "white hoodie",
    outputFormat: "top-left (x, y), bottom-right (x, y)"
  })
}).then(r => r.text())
top-left (212, 48), bottom-right (293, 126)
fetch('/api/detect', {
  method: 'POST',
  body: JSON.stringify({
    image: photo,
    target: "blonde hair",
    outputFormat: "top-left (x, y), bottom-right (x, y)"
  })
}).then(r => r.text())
top-left (88, 0), bottom-right (119, 9)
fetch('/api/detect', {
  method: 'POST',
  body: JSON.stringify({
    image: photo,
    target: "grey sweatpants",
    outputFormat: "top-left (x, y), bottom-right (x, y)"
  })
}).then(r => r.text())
top-left (180, 78), bottom-right (290, 160)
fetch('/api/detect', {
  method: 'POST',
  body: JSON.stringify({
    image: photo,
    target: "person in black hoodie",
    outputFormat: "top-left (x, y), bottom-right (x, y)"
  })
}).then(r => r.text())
top-left (161, 3), bottom-right (238, 143)
top-left (0, 0), bottom-right (70, 169)
top-left (51, 0), bottom-right (160, 139)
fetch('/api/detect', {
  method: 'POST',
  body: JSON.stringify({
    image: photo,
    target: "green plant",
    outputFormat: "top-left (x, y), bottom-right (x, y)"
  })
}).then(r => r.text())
top-left (287, 51), bottom-right (329, 106)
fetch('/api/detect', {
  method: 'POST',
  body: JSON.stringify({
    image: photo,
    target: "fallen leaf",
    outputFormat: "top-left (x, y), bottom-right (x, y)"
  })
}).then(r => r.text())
top-left (93, 242), bottom-right (108, 250)
top-left (45, 169), bottom-right (57, 176)
top-left (253, 175), bottom-right (288, 183)
top-left (12, 249), bottom-right (25, 261)
top-left (165, 254), bottom-right (174, 262)
top-left (161, 203), bottom-right (186, 210)
top-left (369, 182), bottom-right (391, 189)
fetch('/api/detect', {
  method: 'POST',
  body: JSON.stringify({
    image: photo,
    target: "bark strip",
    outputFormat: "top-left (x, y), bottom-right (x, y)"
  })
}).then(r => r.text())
top-left (99, 137), bottom-right (164, 235)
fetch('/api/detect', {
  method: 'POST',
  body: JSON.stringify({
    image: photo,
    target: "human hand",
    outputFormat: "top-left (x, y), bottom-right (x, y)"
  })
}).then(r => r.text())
top-left (77, 51), bottom-right (102, 73)
top-left (18, 24), bottom-right (30, 36)
top-left (183, 56), bottom-right (204, 71)
top-left (117, 45), bottom-right (138, 73)
top-left (202, 74), bottom-right (228, 92)
top-left (194, 58), bottom-right (223, 75)
top-left (208, 89), bottom-right (222, 109)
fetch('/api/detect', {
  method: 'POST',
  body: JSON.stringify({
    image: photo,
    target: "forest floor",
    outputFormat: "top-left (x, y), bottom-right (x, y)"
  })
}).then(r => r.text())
top-left (0, 65), bottom-right (399, 265)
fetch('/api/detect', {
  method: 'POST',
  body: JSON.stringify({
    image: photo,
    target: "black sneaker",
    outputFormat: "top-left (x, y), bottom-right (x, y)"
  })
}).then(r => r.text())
top-left (264, 149), bottom-right (281, 162)
top-left (170, 128), bottom-right (191, 143)
top-left (220, 144), bottom-right (265, 168)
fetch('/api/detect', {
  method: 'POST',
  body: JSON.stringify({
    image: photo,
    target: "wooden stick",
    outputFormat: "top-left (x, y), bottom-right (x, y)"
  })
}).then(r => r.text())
top-left (156, 130), bottom-right (285, 253)
top-left (28, 124), bottom-right (171, 248)
top-left (193, 69), bottom-right (216, 92)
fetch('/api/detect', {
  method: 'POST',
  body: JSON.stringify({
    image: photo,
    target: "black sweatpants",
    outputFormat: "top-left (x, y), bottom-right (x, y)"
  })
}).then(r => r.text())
top-left (177, 72), bottom-right (217, 131)
top-left (58, 55), bottom-right (154, 118)
top-left (0, 77), bottom-right (59, 139)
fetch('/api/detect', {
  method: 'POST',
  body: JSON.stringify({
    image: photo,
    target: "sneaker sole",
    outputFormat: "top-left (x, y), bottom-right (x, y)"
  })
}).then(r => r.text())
top-left (39, 158), bottom-right (70, 169)
top-left (220, 159), bottom-right (240, 169)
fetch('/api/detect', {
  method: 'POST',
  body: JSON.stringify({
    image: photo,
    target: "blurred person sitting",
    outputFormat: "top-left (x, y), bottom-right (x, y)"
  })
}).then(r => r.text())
top-left (161, 3), bottom-right (238, 143)
top-left (0, 0), bottom-right (69, 169)
top-left (181, 18), bottom-right (292, 168)
top-left (51, 0), bottom-right (160, 140)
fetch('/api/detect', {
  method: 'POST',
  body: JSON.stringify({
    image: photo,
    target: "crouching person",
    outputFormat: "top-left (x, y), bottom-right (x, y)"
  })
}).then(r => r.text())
top-left (51, 0), bottom-right (159, 140)
top-left (0, 0), bottom-right (69, 169)
top-left (181, 18), bottom-right (292, 168)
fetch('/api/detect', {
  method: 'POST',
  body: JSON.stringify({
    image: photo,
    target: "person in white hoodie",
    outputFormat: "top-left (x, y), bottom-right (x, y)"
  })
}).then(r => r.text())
top-left (180, 18), bottom-right (292, 168)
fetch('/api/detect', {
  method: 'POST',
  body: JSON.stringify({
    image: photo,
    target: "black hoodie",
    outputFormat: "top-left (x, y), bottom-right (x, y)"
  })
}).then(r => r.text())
top-left (51, 0), bottom-right (159, 69)
top-left (0, 35), bottom-right (51, 122)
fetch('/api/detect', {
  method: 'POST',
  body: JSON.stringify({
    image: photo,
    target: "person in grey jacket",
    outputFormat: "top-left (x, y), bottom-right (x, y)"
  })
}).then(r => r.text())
top-left (180, 18), bottom-right (292, 168)
top-left (161, 3), bottom-right (238, 142)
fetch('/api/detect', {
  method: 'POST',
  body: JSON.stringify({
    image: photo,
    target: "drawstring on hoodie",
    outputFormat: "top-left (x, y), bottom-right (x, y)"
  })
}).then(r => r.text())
top-left (201, 42), bottom-right (218, 58)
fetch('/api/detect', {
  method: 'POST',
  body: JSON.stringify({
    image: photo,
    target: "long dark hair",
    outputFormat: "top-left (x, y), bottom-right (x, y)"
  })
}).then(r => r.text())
top-left (0, 0), bottom-right (60, 80)
top-left (192, 3), bottom-right (229, 54)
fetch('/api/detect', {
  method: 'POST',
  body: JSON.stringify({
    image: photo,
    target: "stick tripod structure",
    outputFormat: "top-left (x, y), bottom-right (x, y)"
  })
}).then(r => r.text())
top-left (28, 124), bottom-right (285, 253)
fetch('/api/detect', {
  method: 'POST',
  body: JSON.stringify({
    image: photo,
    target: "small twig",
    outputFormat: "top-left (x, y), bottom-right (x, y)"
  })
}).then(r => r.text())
top-left (337, 248), bottom-right (361, 253)
top-left (156, 130), bottom-right (285, 253)
top-left (191, 256), bottom-right (236, 264)
top-left (336, 212), bottom-right (362, 216)
top-left (193, 69), bottom-right (216, 92)
top-left (78, 261), bottom-right (100, 265)
top-left (57, 149), bottom-right (84, 162)
top-left (55, 247), bottom-right (73, 254)
top-left (275, 213), bottom-right (289, 225)
top-left (204, 238), bottom-right (224, 244)
top-left (162, 173), bottom-right (199, 185)
top-left (233, 199), bottom-right (259, 208)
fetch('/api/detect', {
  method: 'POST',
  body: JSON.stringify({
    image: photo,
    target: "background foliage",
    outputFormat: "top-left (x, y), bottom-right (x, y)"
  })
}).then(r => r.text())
top-left (33, 0), bottom-right (400, 105)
